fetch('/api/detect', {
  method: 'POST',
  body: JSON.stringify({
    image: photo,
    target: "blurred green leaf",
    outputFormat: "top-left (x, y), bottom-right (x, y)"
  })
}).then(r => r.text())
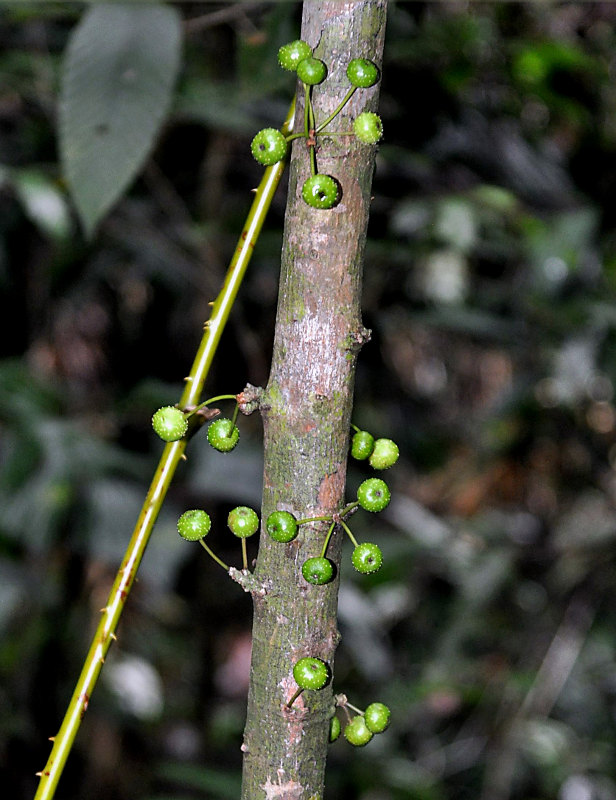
top-left (175, 80), bottom-right (263, 134)
top-left (434, 198), bottom-right (477, 252)
top-left (83, 477), bottom-right (187, 589)
top-left (13, 167), bottom-right (72, 241)
top-left (59, 3), bottom-right (182, 237)
top-left (512, 40), bottom-right (596, 87)
top-left (0, 362), bottom-right (144, 552)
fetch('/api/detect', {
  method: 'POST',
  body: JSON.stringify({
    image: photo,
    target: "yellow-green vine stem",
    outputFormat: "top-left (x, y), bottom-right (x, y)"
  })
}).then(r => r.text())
top-left (33, 100), bottom-right (295, 800)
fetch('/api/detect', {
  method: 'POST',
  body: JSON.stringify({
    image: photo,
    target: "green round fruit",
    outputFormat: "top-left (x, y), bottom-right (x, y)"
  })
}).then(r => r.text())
top-left (353, 112), bottom-right (383, 144)
top-left (329, 715), bottom-right (341, 742)
top-left (177, 509), bottom-right (211, 541)
top-left (351, 430), bottom-right (375, 460)
top-left (364, 702), bottom-right (391, 733)
top-left (152, 406), bottom-right (188, 442)
top-left (278, 40), bottom-right (312, 71)
top-left (351, 542), bottom-right (383, 574)
top-left (293, 656), bottom-right (329, 690)
top-left (207, 418), bottom-right (240, 452)
top-left (301, 174), bottom-right (340, 209)
top-left (357, 478), bottom-right (391, 512)
top-left (266, 510), bottom-right (298, 542)
top-left (297, 56), bottom-right (327, 85)
top-left (344, 715), bottom-right (373, 746)
top-left (250, 127), bottom-right (288, 166)
top-left (227, 506), bottom-right (259, 538)
top-left (346, 58), bottom-right (380, 88)
top-left (302, 557), bottom-right (335, 585)
top-left (369, 438), bottom-right (399, 470)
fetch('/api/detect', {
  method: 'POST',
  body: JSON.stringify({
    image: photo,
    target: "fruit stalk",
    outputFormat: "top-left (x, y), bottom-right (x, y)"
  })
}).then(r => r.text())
top-left (33, 100), bottom-right (295, 800)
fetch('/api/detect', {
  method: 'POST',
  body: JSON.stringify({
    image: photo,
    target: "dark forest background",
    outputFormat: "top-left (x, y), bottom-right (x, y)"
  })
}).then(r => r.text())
top-left (2, 3), bottom-right (616, 799)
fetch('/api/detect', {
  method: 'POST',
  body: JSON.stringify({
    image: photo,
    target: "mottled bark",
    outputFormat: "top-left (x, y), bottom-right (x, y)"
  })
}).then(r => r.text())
top-left (241, 3), bottom-right (387, 799)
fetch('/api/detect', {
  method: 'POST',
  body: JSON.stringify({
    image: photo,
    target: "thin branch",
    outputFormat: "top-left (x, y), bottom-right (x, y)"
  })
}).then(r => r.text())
top-left (33, 100), bottom-right (295, 800)
top-left (184, 2), bottom-right (265, 34)
top-left (479, 593), bottom-right (595, 800)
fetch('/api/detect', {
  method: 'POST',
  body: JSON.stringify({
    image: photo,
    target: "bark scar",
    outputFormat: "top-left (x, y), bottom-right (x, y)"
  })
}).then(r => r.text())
top-left (317, 470), bottom-right (345, 508)
top-left (344, 326), bottom-right (372, 354)
top-left (262, 774), bottom-right (303, 800)
top-left (228, 568), bottom-right (271, 596)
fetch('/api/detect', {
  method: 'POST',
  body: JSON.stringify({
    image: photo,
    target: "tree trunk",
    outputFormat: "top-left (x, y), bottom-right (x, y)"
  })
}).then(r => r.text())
top-left (241, 2), bottom-right (387, 798)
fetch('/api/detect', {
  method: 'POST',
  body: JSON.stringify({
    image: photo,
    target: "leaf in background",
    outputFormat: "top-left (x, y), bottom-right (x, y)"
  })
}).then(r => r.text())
top-left (13, 168), bottom-right (73, 242)
top-left (153, 762), bottom-right (242, 800)
top-left (59, 3), bottom-right (182, 237)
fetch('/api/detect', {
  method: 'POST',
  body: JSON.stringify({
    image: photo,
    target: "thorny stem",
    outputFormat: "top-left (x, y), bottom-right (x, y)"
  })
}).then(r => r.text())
top-left (33, 100), bottom-right (296, 800)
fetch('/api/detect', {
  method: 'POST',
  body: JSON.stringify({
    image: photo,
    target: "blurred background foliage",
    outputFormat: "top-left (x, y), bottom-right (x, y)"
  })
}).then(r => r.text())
top-left (2, 2), bottom-right (616, 799)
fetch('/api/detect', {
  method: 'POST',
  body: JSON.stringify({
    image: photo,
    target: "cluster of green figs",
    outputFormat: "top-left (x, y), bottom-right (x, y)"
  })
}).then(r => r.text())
top-left (290, 656), bottom-right (391, 747)
top-left (160, 403), bottom-right (399, 582)
top-left (251, 39), bottom-right (384, 209)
